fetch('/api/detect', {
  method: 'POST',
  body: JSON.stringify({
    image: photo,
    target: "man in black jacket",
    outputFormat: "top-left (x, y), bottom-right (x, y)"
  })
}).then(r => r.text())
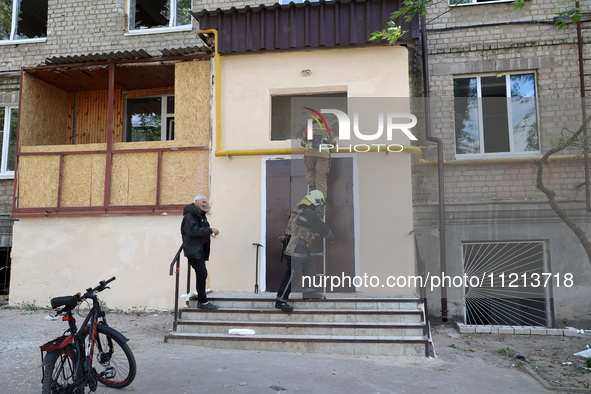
top-left (181, 194), bottom-right (220, 310)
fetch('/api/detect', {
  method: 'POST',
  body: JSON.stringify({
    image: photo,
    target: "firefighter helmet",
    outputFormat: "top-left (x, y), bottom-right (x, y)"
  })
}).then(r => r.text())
top-left (305, 190), bottom-right (325, 206)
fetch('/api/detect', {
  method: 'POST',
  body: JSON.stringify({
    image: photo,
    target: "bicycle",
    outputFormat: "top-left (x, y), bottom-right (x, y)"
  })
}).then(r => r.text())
top-left (40, 277), bottom-right (137, 393)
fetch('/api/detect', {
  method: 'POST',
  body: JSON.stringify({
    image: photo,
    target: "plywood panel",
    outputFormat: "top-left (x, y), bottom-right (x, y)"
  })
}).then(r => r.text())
top-left (61, 154), bottom-right (106, 207)
top-left (110, 152), bottom-right (158, 206)
top-left (17, 155), bottom-right (60, 208)
top-left (175, 61), bottom-right (210, 144)
top-left (20, 74), bottom-right (69, 146)
top-left (21, 143), bottom-right (106, 153)
top-left (160, 150), bottom-right (209, 205)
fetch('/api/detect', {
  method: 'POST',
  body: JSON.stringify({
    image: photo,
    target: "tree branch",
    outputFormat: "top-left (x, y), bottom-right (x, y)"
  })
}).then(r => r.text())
top-left (535, 116), bottom-right (591, 263)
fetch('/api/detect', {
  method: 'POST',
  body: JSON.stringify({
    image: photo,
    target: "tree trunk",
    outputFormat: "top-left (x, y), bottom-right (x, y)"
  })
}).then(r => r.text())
top-left (534, 116), bottom-right (591, 264)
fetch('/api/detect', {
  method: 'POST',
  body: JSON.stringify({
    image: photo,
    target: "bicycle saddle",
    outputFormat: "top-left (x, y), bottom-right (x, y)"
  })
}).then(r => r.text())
top-left (51, 296), bottom-right (78, 310)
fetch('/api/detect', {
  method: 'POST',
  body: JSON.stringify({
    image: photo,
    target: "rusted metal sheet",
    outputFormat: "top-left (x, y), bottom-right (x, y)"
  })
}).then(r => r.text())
top-left (194, 0), bottom-right (419, 54)
top-left (44, 50), bottom-right (154, 66)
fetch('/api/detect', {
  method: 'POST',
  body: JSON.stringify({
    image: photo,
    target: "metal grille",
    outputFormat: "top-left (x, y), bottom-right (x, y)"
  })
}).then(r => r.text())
top-left (462, 241), bottom-right (550, 327)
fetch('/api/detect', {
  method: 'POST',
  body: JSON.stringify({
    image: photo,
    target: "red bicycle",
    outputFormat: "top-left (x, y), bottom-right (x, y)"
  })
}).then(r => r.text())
top-left (40, 277), bottom-right (137, 393)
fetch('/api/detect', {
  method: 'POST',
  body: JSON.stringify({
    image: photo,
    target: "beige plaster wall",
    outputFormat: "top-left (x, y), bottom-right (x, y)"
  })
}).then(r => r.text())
top-left (208, 45), bottom-right (417, 295)
top-left (9, 216), bottom-right (184, 310)
top-left (9, 45), bottom-right (416, 311)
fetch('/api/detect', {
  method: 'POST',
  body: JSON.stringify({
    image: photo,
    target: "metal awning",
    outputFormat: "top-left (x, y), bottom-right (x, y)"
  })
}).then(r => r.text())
top-left (25, 47), bottom-right (210, 92)
top-left (193, 0), bottom-right (419, 54)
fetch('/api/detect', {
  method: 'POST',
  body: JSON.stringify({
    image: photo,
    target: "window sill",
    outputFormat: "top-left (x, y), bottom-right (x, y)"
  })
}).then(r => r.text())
top-left (450, 0), bottom-right (513, 7)
top-left (0, 37), bottom-right (47, 46)
top-left (454, 152), bottom-right (542, 162)
top-left (124, 25), bottom-right (192, 37)
top-left (0, 174), bottom-right (15, 180)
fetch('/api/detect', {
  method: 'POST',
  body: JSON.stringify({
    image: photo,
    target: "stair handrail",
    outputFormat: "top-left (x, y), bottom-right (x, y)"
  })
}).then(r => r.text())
top-left (414, 232), bottom-right (435, 357)
top-left (169, 245), bottom-right (185, 331)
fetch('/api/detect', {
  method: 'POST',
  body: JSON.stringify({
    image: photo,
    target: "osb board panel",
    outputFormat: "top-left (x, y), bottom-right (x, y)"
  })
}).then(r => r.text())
top-left (17, 155), bottom-right (60, 208)
top-left (20, 74), bottom-right (69, 147)
top-left (175, 61), bottom-right (210, 145)
top-left (110, 152), bottom-right (158, 206)
top-left (160, 150), bottom-right (209, 205)
top-left (67, 90), bottom-right (124, 144)
top-left (61, 154), bottom-right (106, 207)
top-left (21, 143), bottom-right (106, 153)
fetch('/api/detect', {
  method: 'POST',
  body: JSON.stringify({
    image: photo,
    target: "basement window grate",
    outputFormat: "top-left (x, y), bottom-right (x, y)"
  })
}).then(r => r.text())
top-left (462, 241), bottom-right (550, 327)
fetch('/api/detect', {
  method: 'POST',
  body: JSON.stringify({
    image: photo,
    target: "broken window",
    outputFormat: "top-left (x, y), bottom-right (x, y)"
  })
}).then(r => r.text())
top-left (0, 106), bottom-right (17, 176)
top-left (454, 72), bottom-right (539, 156)
top-left (128, 0), bottom-right (191, 31)
top-left (0, 0), bottom-right (48, 41)
top-left (124, 95), bottom-right (174, 142)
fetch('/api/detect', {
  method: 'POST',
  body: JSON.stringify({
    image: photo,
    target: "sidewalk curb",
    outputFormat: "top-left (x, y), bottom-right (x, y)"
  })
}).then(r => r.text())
top-left (523, 364), bottom-right (591, 393)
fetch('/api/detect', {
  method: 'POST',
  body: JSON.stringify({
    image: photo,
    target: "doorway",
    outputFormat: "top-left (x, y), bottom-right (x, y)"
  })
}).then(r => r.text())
top-left (265, 157), bottom-right (356, 293)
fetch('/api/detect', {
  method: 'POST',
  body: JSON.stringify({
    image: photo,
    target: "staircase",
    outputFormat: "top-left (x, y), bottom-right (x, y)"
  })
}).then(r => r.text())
top-left (164, 293), bottom-right (434, 357)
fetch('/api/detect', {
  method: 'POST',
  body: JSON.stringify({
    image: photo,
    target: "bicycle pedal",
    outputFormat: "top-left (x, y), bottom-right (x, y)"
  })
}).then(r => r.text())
top-left (103, 366), bottom-right (116, 379)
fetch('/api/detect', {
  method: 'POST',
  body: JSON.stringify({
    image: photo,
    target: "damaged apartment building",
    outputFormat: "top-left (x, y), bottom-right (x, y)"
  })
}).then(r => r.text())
top-left (1, 0), bottom-right (590, 333)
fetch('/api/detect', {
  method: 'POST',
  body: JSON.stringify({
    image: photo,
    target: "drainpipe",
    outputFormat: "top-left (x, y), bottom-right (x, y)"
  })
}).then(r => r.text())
top-left (420, 15), bottom-right (448, 321)
top-left (575, 1), bottom-right (589, 211)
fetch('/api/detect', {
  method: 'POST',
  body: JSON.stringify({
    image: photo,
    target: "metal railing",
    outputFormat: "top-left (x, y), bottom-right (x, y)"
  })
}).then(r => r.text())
top-left (168, 245), bottom-right (189, 332)
top-left (414, 232), bottom-right (435, 357)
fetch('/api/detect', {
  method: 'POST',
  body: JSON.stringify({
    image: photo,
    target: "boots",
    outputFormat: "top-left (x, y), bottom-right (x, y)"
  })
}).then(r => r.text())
top-left (275, 297), bottom-right (294, 312)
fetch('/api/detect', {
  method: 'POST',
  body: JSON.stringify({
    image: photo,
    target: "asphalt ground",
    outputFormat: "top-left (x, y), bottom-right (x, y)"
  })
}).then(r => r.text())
top-left (0, 308), bottom-right (550, 393)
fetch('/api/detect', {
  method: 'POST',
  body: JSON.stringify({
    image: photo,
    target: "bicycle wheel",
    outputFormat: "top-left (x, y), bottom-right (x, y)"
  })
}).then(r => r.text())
top-left (91, 325), bottom-right (137, 388)
top-left (42, 345), bottom-right (79, 394)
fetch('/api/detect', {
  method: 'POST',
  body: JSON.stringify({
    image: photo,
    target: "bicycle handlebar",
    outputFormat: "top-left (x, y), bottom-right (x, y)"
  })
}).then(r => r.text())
top-left (81, 277), bottom-right (116, 299)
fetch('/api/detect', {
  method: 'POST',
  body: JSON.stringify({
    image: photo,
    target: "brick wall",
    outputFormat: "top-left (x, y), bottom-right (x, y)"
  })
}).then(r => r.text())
top-left (412, 0), bottom-right (591, 204)
top-left (0, 180), bottom-right (14, 215)
top-left (0, 0), bottom-right (204, 71)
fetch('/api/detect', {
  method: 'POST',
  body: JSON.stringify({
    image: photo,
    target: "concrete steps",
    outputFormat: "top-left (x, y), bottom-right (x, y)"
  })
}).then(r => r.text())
top-left (165, 295), bottom-right (433, 356)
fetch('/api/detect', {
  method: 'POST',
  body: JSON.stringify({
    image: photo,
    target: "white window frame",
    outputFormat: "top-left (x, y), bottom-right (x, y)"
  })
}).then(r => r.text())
top-left (0, 106), bottom-right (17, 179)
top-left (123, 94), bottom-right (174, 142)
top-left (454, 71), bottom-right (541, 160)
top-left (0, 0), bottom-right (48, 45)
top-left (125, 0), bottom-right (192, 36)
top-left (449, 0), bottom-right (513, 6)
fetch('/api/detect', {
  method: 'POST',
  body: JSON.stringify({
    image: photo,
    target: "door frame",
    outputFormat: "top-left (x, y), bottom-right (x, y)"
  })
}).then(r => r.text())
top-left (260, 154), bottom-right (360, 292)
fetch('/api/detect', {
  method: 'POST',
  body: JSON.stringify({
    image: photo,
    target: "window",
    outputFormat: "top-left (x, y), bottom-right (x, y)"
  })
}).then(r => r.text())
top-left (454, 73), bottom-right (539, 156)
top-left (127, 0), bottom-right (191, 33)
top-left (0, 106), bottom-right (17, 177)
top-left (0, 0), bottom-right (48, 42)
top-left (124, 95), bottom-right (174, 142)
top-left (271, 93), bottom-right (346, 141)
top-left (450, 0), bottom-right (512, 5)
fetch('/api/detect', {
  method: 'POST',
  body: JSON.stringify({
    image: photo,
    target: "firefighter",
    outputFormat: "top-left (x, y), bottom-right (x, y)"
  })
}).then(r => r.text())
top-left (301, 112), bottom-right (336, 199)
top-left (275, 190), bottom-right (334, 312)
